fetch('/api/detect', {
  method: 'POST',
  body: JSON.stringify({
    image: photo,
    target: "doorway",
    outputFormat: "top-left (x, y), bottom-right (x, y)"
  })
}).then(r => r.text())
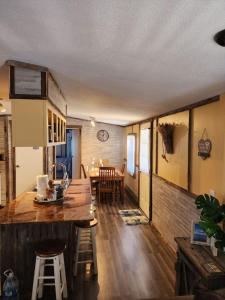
top-left (139, 122), bottom-right (151, 219)
top-left (15, 147), bottom-right (43, 197)
top-left (55, 127), bottom-right (81, 179)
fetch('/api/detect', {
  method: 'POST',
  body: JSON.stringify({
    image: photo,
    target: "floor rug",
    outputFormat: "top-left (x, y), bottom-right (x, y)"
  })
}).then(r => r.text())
top-left (119, 209), bottom-right (149, 225)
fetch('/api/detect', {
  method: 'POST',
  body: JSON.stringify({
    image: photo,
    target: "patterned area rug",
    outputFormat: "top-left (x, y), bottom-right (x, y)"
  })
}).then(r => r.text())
top-left (119, 209), bottom-right (149, 225)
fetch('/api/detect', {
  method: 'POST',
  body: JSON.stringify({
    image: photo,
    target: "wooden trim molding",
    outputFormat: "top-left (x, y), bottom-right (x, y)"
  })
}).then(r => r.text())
top-left (187, 109), bottom-right (193, 191)
top-left (66, 124), bottom-right (82, 129)
top-left (12, 147), bottom-right (16, 200)
top-left (126, 95), bottom-right (220, 127)
top-left (149, 121), bottom-right (153, 221)
top-left (155, 118), bottom-right (159, 175)
top-left (4, 117), bottom-right (9, 201)
top-left (156, 95), bottom-right (219, 119)
top-left (6, 60), bottom-right (48, 72)
top-left (153, 173), bottom-right (197, 199)
top-left (9, 66), bottom-right (47, 99)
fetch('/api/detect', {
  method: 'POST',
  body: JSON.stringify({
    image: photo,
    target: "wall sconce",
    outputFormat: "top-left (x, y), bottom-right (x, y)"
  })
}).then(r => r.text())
top-left (0, 103), bottom-right (6, 113)
top-left (90, 117), bottom-right (96, 127)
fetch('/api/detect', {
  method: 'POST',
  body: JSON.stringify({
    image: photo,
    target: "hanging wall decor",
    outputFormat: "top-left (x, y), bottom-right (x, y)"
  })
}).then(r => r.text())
top-left (158, 123), bottom-right (175, 162)
top-left (198, 128), bottom-right (212, 160)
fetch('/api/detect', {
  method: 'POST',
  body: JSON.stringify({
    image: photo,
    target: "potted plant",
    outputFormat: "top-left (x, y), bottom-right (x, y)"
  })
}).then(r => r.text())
top-left (195, 194), bottom-right (225, 250)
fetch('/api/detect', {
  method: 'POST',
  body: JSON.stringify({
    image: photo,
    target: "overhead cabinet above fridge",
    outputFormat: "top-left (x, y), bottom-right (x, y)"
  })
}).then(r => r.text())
top-left (0, 60), bottom-right (67, 147)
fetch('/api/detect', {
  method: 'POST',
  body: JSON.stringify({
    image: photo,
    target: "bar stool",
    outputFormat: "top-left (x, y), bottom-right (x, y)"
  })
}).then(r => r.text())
top-left (74, 218), bottom-right (98, 276)
top-left (31, 239), bottom-right (68, 300)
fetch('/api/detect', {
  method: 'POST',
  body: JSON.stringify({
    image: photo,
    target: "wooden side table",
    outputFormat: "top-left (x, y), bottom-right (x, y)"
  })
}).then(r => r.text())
top-left (175, 237), bottom-right (225, 296)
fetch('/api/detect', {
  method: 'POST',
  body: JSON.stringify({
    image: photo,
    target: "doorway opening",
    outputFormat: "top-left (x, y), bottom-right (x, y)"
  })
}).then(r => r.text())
top-left (55, 127), bottom-right (81, 179)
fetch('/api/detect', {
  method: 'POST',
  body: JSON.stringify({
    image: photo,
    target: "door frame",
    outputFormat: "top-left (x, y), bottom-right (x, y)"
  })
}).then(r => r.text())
top-left (138, 122), bottom-right (153, 221)
top-left (66, 125), bottom-right (82, 179)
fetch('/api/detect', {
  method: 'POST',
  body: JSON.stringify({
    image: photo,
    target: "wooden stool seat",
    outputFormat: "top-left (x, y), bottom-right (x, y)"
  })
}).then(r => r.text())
top-left (77, 218), bottom-right (98, 229)
top-left (34, 239), bottom-right (66, 257)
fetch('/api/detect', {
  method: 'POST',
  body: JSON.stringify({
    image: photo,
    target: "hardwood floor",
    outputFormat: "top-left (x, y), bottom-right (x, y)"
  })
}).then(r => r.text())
top-left (72, 194), bottom-right (176, 300)
top-left (38, 194), bottom-right (175, 300)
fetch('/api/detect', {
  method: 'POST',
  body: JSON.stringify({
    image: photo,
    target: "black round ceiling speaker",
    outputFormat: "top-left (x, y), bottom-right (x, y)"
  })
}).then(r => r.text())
top-left (214, 29), bottom-right (225, 47)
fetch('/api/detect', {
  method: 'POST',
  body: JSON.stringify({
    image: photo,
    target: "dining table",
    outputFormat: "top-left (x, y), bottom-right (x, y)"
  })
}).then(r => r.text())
top-left (88, 167), bottom-right (125, 201)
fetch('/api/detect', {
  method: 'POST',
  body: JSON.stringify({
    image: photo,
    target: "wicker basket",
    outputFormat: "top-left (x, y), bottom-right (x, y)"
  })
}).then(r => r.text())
top-left (158, 123), bottom-right (174, 154)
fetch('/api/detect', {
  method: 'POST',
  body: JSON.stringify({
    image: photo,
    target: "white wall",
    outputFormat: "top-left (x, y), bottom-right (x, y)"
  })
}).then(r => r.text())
top-left (67, 118), bottom-right (124, 170)
top-left (16, 147), bottom-right (43, 196)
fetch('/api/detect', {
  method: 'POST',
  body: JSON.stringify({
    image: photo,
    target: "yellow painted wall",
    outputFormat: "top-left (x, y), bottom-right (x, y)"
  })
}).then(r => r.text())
top-left (124, 124), bottom-right (140, 197)
top-left (158, 111), bottom-right (189, 189)
top-left (191, 95), bottom-right (225, 202)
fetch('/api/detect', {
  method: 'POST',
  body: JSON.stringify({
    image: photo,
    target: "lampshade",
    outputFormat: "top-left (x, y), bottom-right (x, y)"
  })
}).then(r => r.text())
top-left (0, 103), bottom-right (6, 113)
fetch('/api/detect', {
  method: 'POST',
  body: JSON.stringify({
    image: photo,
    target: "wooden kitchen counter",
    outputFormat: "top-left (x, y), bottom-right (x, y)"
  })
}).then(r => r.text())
top-left (0, 183), bottom-right (94, 299)
top-left (0, 191), bottom-right (94, 225)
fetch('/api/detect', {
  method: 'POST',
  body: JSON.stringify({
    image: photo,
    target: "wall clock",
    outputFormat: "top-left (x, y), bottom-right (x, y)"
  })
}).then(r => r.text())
top-left (97, 130), bottom-right (109, 142)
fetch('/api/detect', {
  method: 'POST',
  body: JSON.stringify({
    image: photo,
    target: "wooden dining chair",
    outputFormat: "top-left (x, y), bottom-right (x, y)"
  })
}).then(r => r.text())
top-left (80, 164), bottom-right (87, 179)
top-left (98, 167), bottom-right (116, 202)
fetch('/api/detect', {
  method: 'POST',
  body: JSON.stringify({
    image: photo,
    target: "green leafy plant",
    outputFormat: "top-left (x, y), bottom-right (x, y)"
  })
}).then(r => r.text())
top-left (195, 194), bottom-right (225, 250)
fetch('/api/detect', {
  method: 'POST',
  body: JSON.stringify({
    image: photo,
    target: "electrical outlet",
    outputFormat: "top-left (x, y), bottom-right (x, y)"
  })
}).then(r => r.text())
top-left (209, 189), bottom-right (215, 197)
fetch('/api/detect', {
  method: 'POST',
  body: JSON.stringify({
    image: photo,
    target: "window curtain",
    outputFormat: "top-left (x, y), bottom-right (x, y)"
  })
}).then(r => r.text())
top-left (127, 134), bottom-right (135, 176)
top-left (140, 128), bottom-right (150, 174)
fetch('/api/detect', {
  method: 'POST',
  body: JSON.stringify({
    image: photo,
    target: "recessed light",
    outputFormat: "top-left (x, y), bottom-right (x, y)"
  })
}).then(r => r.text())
top-left (214, 29), bottom-right (225, 47)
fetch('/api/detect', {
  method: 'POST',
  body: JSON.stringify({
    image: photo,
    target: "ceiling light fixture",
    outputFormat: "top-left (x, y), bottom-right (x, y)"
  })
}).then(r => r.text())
top-left (0, 103), bottom-right (6, 113)
top-left (214, 29), bottom-right (225, 47)
top-left (90, 117), bottom-right (96, 127)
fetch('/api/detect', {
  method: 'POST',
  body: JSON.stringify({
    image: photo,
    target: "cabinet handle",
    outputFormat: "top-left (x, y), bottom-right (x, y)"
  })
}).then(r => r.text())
top-left (16, 165), bottom-right (20, 168)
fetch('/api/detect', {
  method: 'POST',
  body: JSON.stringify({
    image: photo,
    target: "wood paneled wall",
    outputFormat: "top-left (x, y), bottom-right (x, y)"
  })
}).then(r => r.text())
top-left (152, 175), bottom-right (199, 251)
top-left (124, 94), bottom-right (225, 251)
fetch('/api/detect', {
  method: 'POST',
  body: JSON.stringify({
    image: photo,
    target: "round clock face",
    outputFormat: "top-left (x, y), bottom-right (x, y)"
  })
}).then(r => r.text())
top-left (97, 130), bottom-right (109, 142)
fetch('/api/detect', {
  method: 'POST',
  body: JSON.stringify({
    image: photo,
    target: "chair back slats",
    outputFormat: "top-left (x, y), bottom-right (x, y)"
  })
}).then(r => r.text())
top-left (81, 164), bottom-right (87, 179)
top-left (99, 167), bottom-right (115, 189)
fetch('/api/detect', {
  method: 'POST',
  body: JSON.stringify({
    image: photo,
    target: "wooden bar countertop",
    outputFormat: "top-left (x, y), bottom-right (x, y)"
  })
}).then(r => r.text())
top-left (0, 183), bottom-right (94, 225)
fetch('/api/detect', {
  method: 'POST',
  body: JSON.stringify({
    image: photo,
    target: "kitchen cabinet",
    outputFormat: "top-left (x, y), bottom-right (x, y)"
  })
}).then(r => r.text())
top-left (12, 100), bottom-right (66, 147)
top-left (0, 60), bottom-right (67, 147)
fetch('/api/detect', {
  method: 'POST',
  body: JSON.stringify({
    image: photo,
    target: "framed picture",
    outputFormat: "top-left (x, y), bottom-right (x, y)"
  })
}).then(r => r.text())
top-left (191, 221), bottom-right (210, 246)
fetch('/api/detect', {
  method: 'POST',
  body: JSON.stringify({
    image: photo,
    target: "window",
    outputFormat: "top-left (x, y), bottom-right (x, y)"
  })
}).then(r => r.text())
top-left (127, 134), bottom-right (136, 176)
top-left (140, 128), bottom-right (150, 174)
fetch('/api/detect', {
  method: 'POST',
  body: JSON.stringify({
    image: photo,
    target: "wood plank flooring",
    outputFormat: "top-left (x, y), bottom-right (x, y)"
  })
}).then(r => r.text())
top-left (72, 195), bottom-right (176, 300)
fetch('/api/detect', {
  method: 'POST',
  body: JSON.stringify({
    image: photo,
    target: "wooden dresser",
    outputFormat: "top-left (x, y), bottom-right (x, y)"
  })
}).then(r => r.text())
top-left (175, 237), bottom-right (225, 298)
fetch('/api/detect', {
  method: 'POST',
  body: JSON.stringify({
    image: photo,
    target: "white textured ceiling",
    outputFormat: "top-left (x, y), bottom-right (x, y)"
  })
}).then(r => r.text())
top-left (0, 0), bottom-right (225, 125)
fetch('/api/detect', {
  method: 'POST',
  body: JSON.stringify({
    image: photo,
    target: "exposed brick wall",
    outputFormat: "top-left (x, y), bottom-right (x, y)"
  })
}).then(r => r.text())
top-left (152, 175), bottom-right (200, 251)
top-left (67, 118), bottom-right (124, 169)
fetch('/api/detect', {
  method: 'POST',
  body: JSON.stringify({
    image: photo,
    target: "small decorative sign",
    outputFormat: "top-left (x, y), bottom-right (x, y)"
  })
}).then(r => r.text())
top-left (198, 128), bottom-right (212, 160)
top-left (191, 221), bottom-right (210, 246)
